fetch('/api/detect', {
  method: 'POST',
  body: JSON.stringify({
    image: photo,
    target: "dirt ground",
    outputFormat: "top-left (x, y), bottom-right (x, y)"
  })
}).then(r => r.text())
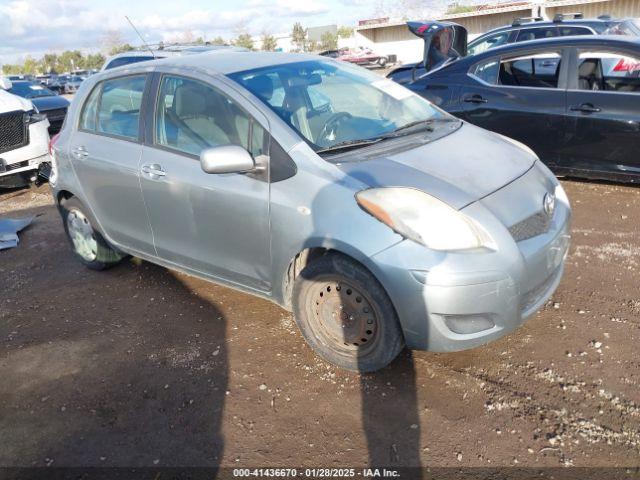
top-left (1, 179), bottom-right (639, 475)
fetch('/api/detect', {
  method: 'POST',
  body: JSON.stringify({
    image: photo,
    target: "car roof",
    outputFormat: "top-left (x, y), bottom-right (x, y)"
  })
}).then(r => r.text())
top-left (472, 17), bottom-right (626, 42)
top-left (104, 50), bottom-right (324, 76)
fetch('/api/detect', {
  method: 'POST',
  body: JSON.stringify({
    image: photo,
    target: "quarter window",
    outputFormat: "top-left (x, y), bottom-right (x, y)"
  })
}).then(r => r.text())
top-left (515, 27), bottom-right (558, 42)
top-left (577, 50), bottom-right (640, 92)
top-left (96, 75), bottom-right (146, 140)
top-left (154, 75), bottom-right (267, 157)
top-left (470, 59), bottom-right (500, 84)
top-left (79, 84), bottom-right (101, 131)
top-left (498, 52), bottom-right (562, 88)
top-left (558, 26), bottom-right (592, 36)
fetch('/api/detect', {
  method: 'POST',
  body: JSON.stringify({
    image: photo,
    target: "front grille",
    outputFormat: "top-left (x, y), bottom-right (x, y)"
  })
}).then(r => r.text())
top-left (0, 111), bottom-right (28, 154)
top-left (509, 211), bottom-right (551, 242)
top-left (521, 265), bottom-right (561, 314)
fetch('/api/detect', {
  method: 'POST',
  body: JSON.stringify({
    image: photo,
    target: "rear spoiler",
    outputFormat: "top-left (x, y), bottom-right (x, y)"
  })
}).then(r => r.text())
top-left (407, 21), bottom-right (468, 72)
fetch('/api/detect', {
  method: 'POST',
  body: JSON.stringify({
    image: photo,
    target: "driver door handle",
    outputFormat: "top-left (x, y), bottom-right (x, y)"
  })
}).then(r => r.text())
top-left (463, 94), bottom-right (488, 104)
top-left (570, 103), bottom-right (601, 114)
top-left (141, 163), bottom-right (166, 178)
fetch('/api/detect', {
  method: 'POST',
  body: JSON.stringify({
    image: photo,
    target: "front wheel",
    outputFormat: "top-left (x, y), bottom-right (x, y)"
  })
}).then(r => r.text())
top-left (61, 197), bottom-right (125, 270)
top-left (292, 253), bottom-right (404, 372)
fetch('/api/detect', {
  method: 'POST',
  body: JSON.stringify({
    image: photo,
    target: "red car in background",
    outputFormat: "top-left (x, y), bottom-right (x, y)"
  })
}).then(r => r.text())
top-left (319, 47), bottom-right (391, 68)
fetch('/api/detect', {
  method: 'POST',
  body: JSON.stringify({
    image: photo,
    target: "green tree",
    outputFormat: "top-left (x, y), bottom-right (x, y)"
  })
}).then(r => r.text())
top-left (291, 22), bottom-right (307, 52)
top-left (234, 33), bottom-right (254, 50)
top-left (320, 31), bottom-right (338, 51)
top-left (2, 64), bottom-right (22, 75)
top-left (260, 32), bottom-right (278, 51)
top-left (58, 50), bottom-right (84, 72)
top-left (22, 56), bottom-right (39, 75)
top-left (210, 36), bottom-right (226, 45)
top-left (337, 26), bottom-right (354, 38)
top-left (108, 43), bottom-right (135, 56)
top-left (85, 53), bottom-right (106, 70)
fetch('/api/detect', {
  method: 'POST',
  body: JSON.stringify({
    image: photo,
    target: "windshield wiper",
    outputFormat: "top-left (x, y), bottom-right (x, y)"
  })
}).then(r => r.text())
top-left (316, 137), bottom-right (384, 154)
top-left (385, 119), bottom-right (435, 137)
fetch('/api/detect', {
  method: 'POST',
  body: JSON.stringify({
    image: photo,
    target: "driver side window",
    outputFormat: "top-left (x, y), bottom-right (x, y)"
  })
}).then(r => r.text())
top-left (154, 75), bottom-right (266, 157)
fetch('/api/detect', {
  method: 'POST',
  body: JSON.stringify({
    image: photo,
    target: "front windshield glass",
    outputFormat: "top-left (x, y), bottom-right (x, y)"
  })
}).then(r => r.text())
top-left (228, 60), bottom-right (446, 151)
top-left (9, 82), bottom-right (56, 99)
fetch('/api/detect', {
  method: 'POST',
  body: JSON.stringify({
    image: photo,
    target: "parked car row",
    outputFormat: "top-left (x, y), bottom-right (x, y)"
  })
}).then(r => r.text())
top-left (388, 17), bottom-right (640, 183)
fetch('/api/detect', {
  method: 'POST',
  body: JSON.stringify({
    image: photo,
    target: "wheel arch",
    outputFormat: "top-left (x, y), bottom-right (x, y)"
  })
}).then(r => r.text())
top-left (278, 239), bottom-right (395, 313)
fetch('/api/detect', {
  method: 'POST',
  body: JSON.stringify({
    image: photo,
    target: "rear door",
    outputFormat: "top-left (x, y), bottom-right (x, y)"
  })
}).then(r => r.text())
top-left (460, 47), bottom-right (569, 167)
top-left (563, 46), bottom-right (640, 176)
top-left (68, 74), bottom-right (154, 254)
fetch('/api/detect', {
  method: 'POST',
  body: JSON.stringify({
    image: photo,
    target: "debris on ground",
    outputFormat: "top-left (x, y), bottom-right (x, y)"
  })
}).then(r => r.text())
top-left (0, 216), bottom-right (34, 250)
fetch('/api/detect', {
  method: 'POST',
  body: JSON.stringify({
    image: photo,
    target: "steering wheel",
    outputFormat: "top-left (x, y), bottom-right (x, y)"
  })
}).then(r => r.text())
top-left (317, 112), bottom-right (353, 146)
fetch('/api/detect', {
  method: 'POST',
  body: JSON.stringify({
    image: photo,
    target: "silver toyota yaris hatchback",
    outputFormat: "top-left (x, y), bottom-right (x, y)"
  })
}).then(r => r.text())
top-left (50, 51), bottom-right (571, 372)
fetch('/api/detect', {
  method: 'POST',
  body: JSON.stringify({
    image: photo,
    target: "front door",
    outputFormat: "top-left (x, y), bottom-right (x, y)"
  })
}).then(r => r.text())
top-left (139, 74), bottom-right (271, 292)
top-left (563, 47), bottom-right (640, 176)
top-left (67, 74), bottom-right (154, 255)
top-left (461, 48), bottom-right (568, 167)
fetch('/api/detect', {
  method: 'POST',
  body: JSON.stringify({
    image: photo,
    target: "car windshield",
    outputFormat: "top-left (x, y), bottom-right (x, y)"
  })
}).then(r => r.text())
top-left (605, 18), bottom-right (640, 35)
top-left (228, 60), bottom-right (447, 152)
top-left (9, 82), bottom-right (56, 99)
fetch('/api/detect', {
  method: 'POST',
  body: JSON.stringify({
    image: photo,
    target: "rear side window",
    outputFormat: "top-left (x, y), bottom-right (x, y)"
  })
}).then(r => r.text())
top-left (79, 85), bottom-right (101, 131)
top-left (577, 50), bottom-right (640, 92)
top-left (558, 26), bottom-right (592, 36)
top-left (470, 59), bottom-right (500, 84)
top-left (499, 52), bottom-right (562, 88)
top-left (515, 27), bottom-right (558, 42)
top-left (97, 75), bottom-right (146, 140)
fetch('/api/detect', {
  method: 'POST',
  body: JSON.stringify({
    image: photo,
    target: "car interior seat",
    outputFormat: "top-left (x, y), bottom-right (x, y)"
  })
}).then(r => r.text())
top-left (578, 59), bottom-right (604, 90)
top-left (172, 83), bottom-right (231, 154)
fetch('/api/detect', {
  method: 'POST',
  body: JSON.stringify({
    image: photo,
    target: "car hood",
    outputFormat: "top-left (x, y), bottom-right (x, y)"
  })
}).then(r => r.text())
top-left (31, 95), bottom-right (70, 111)
top-left (336, 123), bottom-right (537, 210)
top-left (0, 89), bottom-right (32, 113)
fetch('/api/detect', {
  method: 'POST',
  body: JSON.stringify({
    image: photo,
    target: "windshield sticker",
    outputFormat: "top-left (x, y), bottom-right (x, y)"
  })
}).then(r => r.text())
top-left (371, 79), bottom-right (413, 101)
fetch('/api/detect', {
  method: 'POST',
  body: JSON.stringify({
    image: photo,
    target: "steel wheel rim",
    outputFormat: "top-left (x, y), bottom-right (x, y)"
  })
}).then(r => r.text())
top-left (67, 209), bottom-right (98, 262)
top-left (309, 279), bottom-right (379, 355)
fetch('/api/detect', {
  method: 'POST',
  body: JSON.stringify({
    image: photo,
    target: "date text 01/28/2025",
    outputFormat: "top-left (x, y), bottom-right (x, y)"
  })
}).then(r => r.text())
top-left (232, 468), bottom-right (401, 477)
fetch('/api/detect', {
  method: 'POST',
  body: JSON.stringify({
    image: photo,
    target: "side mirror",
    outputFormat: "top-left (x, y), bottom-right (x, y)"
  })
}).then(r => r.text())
top-left (200, 145), bottom-right (255, 174)
top-left (0, 76), bottom-right (12, 90)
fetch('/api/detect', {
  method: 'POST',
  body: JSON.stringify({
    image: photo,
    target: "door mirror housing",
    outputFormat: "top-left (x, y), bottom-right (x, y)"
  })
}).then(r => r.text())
top-left (0, 76), bottom-right (13, 90)
top-left (200, 145), bottom-right (255, 174)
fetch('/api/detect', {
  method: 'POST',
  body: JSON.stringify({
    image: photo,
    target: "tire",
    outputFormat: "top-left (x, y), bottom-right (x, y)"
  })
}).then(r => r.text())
top-left (292, 253), bottom-right (404, 372)
top-left (60, 197), bottom-right (125, 270)
top-left (378, 57), bottom-right (388, 67)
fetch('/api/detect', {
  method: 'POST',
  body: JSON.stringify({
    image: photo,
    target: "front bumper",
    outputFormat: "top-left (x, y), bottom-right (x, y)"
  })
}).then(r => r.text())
top-left (370, 185), bottom-right (571, 352)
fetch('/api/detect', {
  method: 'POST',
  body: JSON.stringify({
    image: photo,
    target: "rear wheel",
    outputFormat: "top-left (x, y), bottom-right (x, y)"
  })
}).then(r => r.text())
top-left (292, 253), bottom-right (404, 372)
top-left (61, 197), bottom-right (125, 270)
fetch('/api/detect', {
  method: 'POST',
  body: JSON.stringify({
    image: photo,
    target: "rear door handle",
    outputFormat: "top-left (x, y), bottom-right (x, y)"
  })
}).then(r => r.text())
top-left (141, 163), bottom-right (166, 178)
top-left (71, 146), bottom-right (89, 159)
top-left (463, 94), bottom-right (488, 104)
top-left (570, 103), bottom-right (601, 113)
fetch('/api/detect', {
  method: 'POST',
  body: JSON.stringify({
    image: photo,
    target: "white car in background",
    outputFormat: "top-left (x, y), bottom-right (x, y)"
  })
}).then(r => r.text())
top-left (0, 76), bottom-right (51, 188)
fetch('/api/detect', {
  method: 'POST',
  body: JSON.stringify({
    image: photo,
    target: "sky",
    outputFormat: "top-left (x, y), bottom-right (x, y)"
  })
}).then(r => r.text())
top-left (0, 0), bottom-right (411, 64)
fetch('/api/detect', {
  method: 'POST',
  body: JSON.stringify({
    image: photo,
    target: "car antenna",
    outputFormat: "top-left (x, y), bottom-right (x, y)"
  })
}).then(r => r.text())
top-left (125, 15), bottom-right (156, 59)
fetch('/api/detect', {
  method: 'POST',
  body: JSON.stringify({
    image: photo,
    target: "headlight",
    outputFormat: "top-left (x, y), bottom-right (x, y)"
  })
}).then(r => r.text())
top-left (356, 187), bottom-right (495, 251)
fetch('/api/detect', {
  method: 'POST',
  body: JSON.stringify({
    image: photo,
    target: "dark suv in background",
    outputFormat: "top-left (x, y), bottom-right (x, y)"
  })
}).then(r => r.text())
top-left (467, 13), bottom-right (638, 55)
